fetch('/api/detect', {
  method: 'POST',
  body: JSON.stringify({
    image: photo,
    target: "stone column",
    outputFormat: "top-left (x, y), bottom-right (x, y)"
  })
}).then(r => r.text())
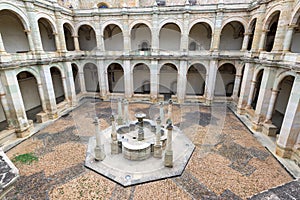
top-left (73, 35), bottom-right (80, 51)
top-left (110, 115), bottom-right (119, 154)
top-left (152, 5), bottom-right (159, 55)
top-left (210, 11), bottom-right (223, 51)
top-left (1, 70), bottom-right (29, 135)
top-left (167, 99), bottom-right (173, 121)
top-left (117, 98), bottom-right (123, 125)
top-left (181, 12), bottom-right (190, 53)
top-left (93, 16), bottom-right (101, 51)
top-left (150, 60), bottom-right (159, 101)
top-left (246, 80), bottom-right (257, 109)
top-left (241, 33), bottom-right (250, 51)
top-left (37, 83), bottom-right (47, 112)
top-left (54, 11), bottom-right (66, 52)
top-left (94, 117), bottom-right (106, 161)
top-left (283, 25), bottom-right (296, 52)
top-left (122, 11), bottom-right (131, 55)
top-left (252, 67), bottom-right (276, 131)
top-left (237, 63), bottom-right (254, 114)
top-left (123, 99), bottom-right (129, 125)
top-left (164, 121), bottom-right (173, 167)
top-left (276, 76), bottom-right (300, 158)
top-left (64, 62), bottom-right (77, 106)
top-left (154, 117), bottom-right (162, 158)
top-left (0, 82), bottom-right (12, 128)
top-left (98, 59), bottom-right (108, 99)
top-left (24, 30), bottom-right (35, 52)
top-left (232, 74), bottom-right (242, 101)
top-left (40, 66), bottom-right (58, 119)
top-left (79, 71), bottom-right (86, 93)
top-left (206, 60), bottom-right (218, 104)
top-left (250, 4), bottom-right (266, 52)
top-left (0, 33), bottom-right (6, 53)
top-left (159, 102), bottom-right (165, 125)
top-left (124, 60), bottom-right (132, 99)
top-left (177, 60), bottom-right (187, 103)
top-left (258, 30), bottom-right (268, 51)
top-left (264, 89), bottom-right (279, 123)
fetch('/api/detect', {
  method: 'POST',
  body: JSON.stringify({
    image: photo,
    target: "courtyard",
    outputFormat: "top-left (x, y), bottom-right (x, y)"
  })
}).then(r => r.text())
top-left (4, 99), bottom-right (293, 199)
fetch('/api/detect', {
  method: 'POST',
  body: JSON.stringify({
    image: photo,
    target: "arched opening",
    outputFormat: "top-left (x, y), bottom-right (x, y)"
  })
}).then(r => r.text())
top-left (72, 64), bottom-right (81, 94)
top-left (247, 19), bottom-right (256, 51)
top-left (78, 25), bottom-right (97, 51)
top-left (107, 63), bottom-right (124, 93)
top-left (159, 64), bottom-right (178, 100)
top-left (0, 10), bottom-right (30, 53)
top-left (63, 23), bottom-right (75, 51)
top-left (38, 18), bottom-right (57, 52)
top-left (251, 70), bottom-right (264, 109)
top-left (264, 11), bottom-right (280, 52)
top-left (50, 67), bottom-right (65, 104)
top-left (186, 64), bottom-right (206, 96)
top-left (188, 22), bottom-right (212, 51)
top-left (291, 16), bottom-right (300, 53)
top-left (104, 24), bottom-right (123, 51)
top-left (220, 21), bottom-right (245, 51)
top-left (17, 71), bottom-right (42, 122)
top-left (159, 23), bottom-right (181, 51)
top-left (83, 63), bottom-right (99, 92)
top-left (131, 23), bottom-right (151, 51)
top-left (272, 76), bottom-right (295, 133)
top-left (97, 2), bottom-right (109, 8)
top-left (133, 63), bottom-right (150, 94)
top-left (215, 63), bottom-right (236, 97)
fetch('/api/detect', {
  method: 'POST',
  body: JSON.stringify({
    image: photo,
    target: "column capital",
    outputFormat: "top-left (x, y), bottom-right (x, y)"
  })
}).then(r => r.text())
top-left (288, 24), bottom-right (298, 29)
top-left (271, 89), bottom-right (279, 93)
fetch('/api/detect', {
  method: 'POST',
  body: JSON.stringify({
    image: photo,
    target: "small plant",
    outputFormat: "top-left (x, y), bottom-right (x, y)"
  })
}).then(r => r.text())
top-left (12, 153), bottom-right (38, 164)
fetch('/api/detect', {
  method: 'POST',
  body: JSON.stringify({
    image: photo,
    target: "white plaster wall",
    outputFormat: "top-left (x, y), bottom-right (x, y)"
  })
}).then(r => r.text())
top-left (18, 78), bottom-right (41, 111)
top-left (133, 67), bottom-right (150, 92)
top-left (275, 79), bottom-right (293, 114)
top-left (159, 24), bottom-right (181, 51)
top-left (38, 20), bottom-right (57, 52)
top-left (0, 11), bottom-right (30, 53)
top-left (291, 32), bottom-right (300, 53)
top-left (131, 26), bottom-right (151, 51)
top-left (84, 64), bottom-right (99, 92)
top-left (189, 23), bottom-right (211, 50)
top-left (78, 27), bottom-right (97, 51)
top-left (104, 26), bottom-right (124, 51)
top-left (219, 24), bottom-right (243, 51)
top-left (52, 74), bottom-right (65, 99)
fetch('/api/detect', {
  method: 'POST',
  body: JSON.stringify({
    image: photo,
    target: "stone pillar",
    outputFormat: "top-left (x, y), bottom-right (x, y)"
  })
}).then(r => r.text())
top-left (276, 76), bottom-right (300, 158)
top-left (54, 11), bottom-right (67, 52)
top-left (283, 25), bottom-right (296, 52)
top-left (40, 66), bottom-right (58, 119)
top-left (25, 2), bottom-right (43, 53)
top-left (73, 35), bottom-right (80, 51)
top-left (24, 30), bottom-right (35, 52)
top-left (1, 70), bottom-right (30, 135)
top-left (123, 99), bottom-right (129, 125)
top-left (164, 121), bottom-right (173, 167)
top-left (252, 67), bottom-right (276, 131)
top-left (98, 60), bottom-right (108, 99)
top-left (167, 99), bottom-right (173, 121)
top-left (64, 62), bottom-right (77, 106)
top-left (124, 60), bottom-right (132, 99)
top-left (110, 115), bottom-right (119, 154)
top-left (246, 80), bottom-right (257, 109)
top-left (0, 33), bottom-right (6, 53)
top-left (152, 5), bottom-right (159, 55)
top-left (251, 4), bottom-right (266, 52)
top-left (177, 60), bottom-right (187, 103)
top-left (0, 82), bottom-right (13, 128)
top-left (150, 60), bottom-right (159, 101)
top-left (93, 16), bottom-right (101, 51)
top-left (206, 60), bottom-right (218, 104)
top-left (117, 98), bottom-right (123, 125)
top-left (211, 11), bottom-right (223, 51)
top-left (232, 74), bottom-right (242, 101)
top-left (264, 89), bottom-right (279, 123)
top-left (159, 102), bottom-right (165, 125)
top-left (241, 33), bottom-right (250, 51)
top-left (181, 12), bottom-right (190, 53)
top-left (154, 117), bottom-right (162, 158)
top-left (79, 71), bottom-right (86, 93)
top-left (258, 30), bottom-right (267, 51)
top-left (237, 63), bottom-right (254, 114)
top-left (122, 11), bottom-right (130, 54)
top-left (37, 83), bottom-right (47, 112)
top-left (94, 117), bottom-right (106, 161)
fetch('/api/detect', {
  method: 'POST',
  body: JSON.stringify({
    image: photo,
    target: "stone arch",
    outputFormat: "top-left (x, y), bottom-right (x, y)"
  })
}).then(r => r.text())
top-left (83, 63), bottom-right (99, 92)
top-left (133, 63), bottom-right (151, 94)
top-left (78, 24), bottom-right (97, 51)
top-left (107, 63), bottom-right (125, 93)
top-left (188, 22), bottom-right (212, 51)
top-left (159, 22), bottom-right (182, 51)
top-left (131, 23), bottom-right (152, 51)
top-left (186, 63), bottom-right (207, 96)
top-left (38, 17), bottom-right (57, 52)
top-left (75, 21), bottom-right (96, 34)
top-left (274, 71), bottom-right (297, 90)
top-left (36, 14), bottom-right (57, 33)
top-left (247, 18), bottom-right (257, 51)
top-left (103, 23), bottom-right (124, 51)
top-left (221, 17), bottom-right (247, 32)
top-left (17, 71), bottom-right (43, 122)
top-left (188, 18), bottom-right (214, 33)
top-left (262, 3), bottom-right (283, 30)
top-left (97, 2), bottom-right (109, 8)
top-left (263, 11), bottom-right (281, 52)
top-left (15, 67), bottom-right (41, 84)
top-left (215, 63), bottom-right (236, 97)
top-left (63, 22), bottom-right (75, 51)
top-left (50, 66), bottom-right (66, 104)
top-left (220, 21), bottom-right (245, 51)
top-left (159, 19), bottom-right (183, 32)
top-left (158, 61), bottom-right (178, 72)
top-left (130, 20), bottom-right (152, 31)
top-left (0, 3), bottom-right (30, 30)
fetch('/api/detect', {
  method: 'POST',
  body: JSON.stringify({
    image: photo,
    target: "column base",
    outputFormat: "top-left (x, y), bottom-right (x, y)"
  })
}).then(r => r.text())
top-left (275, 144), bottom-right (292, 158)
top-left (16, 128), bottom-right (30, 138)
top-left (237, 106), bottom-right (246, 115)
top-left (111, 141), bottom-right (119, 154)
top-left (94, 145), bottom-right (106, 161)
top-left (205, 99), bottom-right (212, 105)
top-left (262, 123), bottom-right (277, 136)
top-left (36, 112), bottom-right (49, 123)
top-left (48, 112), bottom-right (58, 120)
top-left (251, 121), bottom-right (262, 132)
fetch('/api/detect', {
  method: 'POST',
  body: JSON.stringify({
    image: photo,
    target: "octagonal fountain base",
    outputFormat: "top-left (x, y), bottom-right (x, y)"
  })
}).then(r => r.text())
top-left (85, 122), bottom-right (195, 187)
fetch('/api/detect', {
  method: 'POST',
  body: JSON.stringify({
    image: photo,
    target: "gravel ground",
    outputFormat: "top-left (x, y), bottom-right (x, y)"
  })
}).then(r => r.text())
top-left (5, 101), bottom-right (293, 199)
